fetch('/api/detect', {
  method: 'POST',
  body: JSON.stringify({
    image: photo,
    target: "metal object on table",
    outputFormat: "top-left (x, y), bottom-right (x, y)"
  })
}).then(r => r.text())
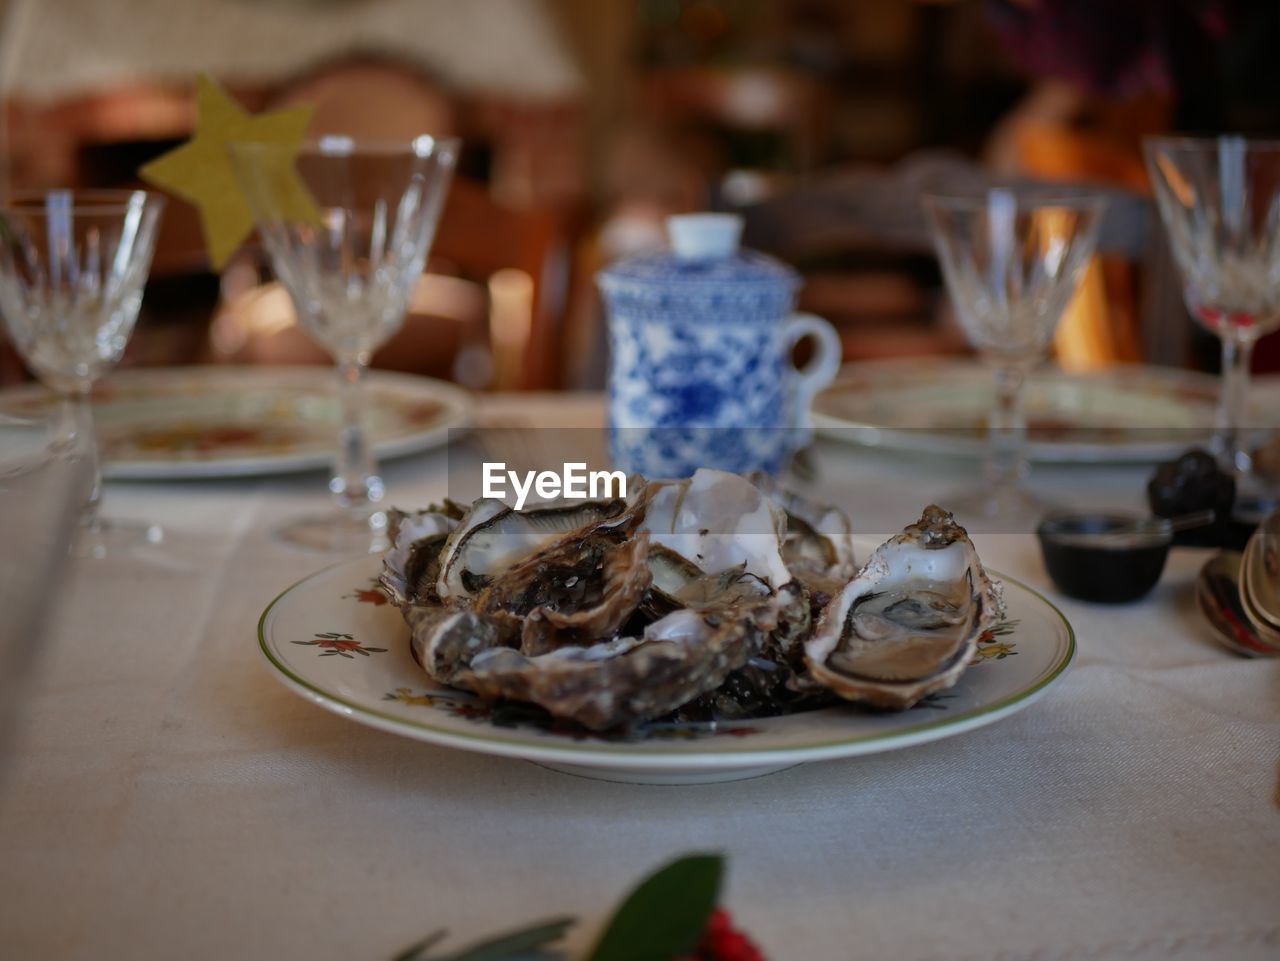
top-left (1196, 552), bottom-right (1280, 657)
top-left (1240, 510), bottom-right (1280, 632)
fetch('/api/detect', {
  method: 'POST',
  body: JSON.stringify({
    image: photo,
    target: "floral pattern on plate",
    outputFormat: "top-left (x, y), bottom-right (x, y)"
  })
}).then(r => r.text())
top-left (292, 632), bottom-right (388, 659)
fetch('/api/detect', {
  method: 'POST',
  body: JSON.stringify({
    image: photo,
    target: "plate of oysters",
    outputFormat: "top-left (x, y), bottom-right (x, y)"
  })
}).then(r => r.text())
top-left (259, 469), bottom-right (1074, 783)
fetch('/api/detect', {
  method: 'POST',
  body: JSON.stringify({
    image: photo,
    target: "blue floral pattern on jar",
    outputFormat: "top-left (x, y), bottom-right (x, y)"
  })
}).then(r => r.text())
top-left (598, 215), bottom-right (840, 479)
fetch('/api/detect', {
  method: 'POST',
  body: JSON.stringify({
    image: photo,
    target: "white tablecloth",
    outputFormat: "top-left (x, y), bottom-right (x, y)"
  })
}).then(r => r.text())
top-left (1, 393), bottom-right (1277, 961)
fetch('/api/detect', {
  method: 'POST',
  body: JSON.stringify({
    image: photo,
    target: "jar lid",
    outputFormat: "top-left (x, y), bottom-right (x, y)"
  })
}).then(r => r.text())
top-left (597, 213), bottom-right (798, 293)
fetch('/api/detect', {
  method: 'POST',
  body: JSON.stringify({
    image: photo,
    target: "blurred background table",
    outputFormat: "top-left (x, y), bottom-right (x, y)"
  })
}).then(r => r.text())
top-left (5, 0), bottom-right (1280, 393)
top-left (1, 392), bottom-right (1275, 961)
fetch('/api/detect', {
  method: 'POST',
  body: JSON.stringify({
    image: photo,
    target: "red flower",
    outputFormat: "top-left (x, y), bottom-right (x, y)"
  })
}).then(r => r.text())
top-left (689, 909), bottom-right (766, 961)
top-left (353, 587), bottom-right (388, 606)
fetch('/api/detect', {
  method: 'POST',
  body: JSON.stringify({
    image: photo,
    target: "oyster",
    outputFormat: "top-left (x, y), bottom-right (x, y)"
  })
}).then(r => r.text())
top-left (381, 506), bottom-right (462, 606)
top-left (405, 607), bottom-right (504, 688)
top-left (804, 505), bottom-right (1004, 709)
top-left (456, 568), bottom-right (780, 730)
top-left (435, 496), bottom-right (632, 600)
top-left (640, 470), bottom-right (829, 720)
top-left (385, 493), bottom-right (653, 667)
top-left (474, 499), bottom-right (653, 656)
top-left (642, 469), bottom-right (792, 589)
top-left (641, 543), bottom-right (706, 618)
top-left (749, 473), bottom-right (856, 599)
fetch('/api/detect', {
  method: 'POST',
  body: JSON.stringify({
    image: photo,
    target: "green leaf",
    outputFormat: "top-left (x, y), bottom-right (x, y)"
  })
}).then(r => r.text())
top-left (588, 854), bottom-right (724, 961)
top-left (438, 916), bottom-right (574, 961)
top-left (396, 916), bottom-right (575, 961)
top-left (391, 929), bottom-right (449, 961)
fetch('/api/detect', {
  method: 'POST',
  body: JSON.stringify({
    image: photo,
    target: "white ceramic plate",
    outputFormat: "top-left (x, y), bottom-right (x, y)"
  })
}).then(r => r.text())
top-left (258, 554), bottom-right (1075, 784)
top-left (814, 360), bottom-right (1250, 463)
top-left (0, 366), bottom-right (472, 479)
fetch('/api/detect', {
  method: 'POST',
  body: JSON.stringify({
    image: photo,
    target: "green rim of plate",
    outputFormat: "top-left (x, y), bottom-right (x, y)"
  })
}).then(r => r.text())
top-left (257, 560), bottom-right (1076, 758)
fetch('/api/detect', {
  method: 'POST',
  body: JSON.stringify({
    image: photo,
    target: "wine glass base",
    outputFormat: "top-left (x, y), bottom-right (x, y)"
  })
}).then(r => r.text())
top-left (76, 517), bottom-right (165, 560)
top-left (935, 484), bottom-right (1057, 533)
top-left (274, 511), bottom-right (389, 555)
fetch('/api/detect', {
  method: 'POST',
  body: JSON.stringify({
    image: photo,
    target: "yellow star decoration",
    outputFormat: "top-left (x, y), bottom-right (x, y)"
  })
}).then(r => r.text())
top-left (140, 74), bottom-right (320, 270)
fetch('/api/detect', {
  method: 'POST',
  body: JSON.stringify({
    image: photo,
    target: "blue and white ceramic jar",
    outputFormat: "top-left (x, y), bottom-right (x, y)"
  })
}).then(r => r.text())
top-left (597, 213), bottom-right (841, 478)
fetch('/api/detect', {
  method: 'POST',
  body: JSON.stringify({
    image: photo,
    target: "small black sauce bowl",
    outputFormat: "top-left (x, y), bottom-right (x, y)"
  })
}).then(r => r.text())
top-left (1036, 512), bottom-right (1171, 604)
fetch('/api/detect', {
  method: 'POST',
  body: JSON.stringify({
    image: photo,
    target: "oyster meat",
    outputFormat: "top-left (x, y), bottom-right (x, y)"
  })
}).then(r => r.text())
top-left (435, 496), bottom-right (633, 600)
top-left (804, 505), bottom-right (1005, 709)
top-left (474, 498), bottom-right (653, 656)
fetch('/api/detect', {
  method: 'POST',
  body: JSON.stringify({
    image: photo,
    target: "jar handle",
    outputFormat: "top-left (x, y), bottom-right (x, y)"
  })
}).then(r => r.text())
top-left (783, 312), bottom-right (841, 447)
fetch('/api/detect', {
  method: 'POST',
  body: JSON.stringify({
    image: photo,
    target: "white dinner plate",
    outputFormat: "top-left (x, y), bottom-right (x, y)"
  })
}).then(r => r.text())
top-left (258, 553), bottom-right (1075, 784)
top-left (0, 366), bottom-right (473, 479)
top-left (813, 359), bottom-right (1252, 463)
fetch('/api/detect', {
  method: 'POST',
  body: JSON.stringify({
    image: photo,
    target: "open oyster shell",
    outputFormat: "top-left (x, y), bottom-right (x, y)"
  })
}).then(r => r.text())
top-left (455, 570), bottom-right (781, 730)
top-left (435, 496), bottom-right (633, 600)
top-left (381, 506), bottom-right (463, 606)
top-left (473, 496), bottom-right (653, 657)
top-left (748, 472), bottom-right (856, 599)
top-left (804, 505), bottom-right (1005, 709)
top-left (642, 469), bottom-right (792, 589)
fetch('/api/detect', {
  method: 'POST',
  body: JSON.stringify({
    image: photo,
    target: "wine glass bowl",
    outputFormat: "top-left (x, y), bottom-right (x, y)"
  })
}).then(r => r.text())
top-left (1144, 137), bottom-right (1280, 480)
top-left (0, 189), bottom-right (165, 557)
top-left (229, 136), bottom-right (459, 553)
top-left (923, 189), bottom-right (1105, 525)
top-left (0, 191), bottom-right (161, 390)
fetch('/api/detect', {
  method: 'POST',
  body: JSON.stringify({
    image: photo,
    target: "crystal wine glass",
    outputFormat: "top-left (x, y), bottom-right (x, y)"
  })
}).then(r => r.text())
top-left (1144, 136), bottom-right (1280, 500)
top-left (923, 189), bottom-right (1105, 525)
top-left (229, 136), bottom-right (458, 553)
top-left (0, 189), bottom-right (165, 557)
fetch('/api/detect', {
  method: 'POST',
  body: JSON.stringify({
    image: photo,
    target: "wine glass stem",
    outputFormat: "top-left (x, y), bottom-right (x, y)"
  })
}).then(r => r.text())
top-left (1217, 335), bottom-right (1253, 474)
top-left (57, 390), bottom-right (102, 531)
top-left (331, 358), bottom-right (383, 520)
top-left (985, 362), bottom-right (1029, 493)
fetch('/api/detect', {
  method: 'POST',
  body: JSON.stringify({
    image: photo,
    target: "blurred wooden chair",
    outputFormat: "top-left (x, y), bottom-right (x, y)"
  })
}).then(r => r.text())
top-left (1013, 122), bottom-right (1186, 369)
top-left (269, 60), bottom-right (457, 142)
top-left (738, 151), bottom-right (1161, 367)
top-left (213, 176), bottom-right (565, 389)
top-left (561, 70), bottom-right (829, 389)
top-left (211, 273), bottom-right (490, 383)
top-left (640, 65), bottom-right (831, 179)
top-left (431, 178), bottom-right (566, 389)
top-left (1013, 122), bottom-right (1145, 369)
